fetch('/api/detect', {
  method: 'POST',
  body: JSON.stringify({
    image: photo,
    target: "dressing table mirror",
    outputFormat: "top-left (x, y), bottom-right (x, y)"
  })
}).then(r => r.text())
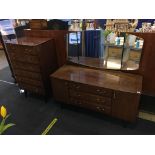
top-left (67, 30), bottom-right (144, 71)
top-left (122, 34), bottom-right (144, 70)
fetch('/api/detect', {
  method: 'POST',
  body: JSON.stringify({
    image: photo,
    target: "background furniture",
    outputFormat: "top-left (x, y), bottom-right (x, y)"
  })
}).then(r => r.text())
top-left (51, 65), bottom-right (142, 122)
top-left (47, 19), bottom-right (68, 30)
top-left (128, 32), bottom-right (155, 96)
top-left (6, 37), bottom-right (57, 97)
top-left (29, 19), bottom-right (47, 30)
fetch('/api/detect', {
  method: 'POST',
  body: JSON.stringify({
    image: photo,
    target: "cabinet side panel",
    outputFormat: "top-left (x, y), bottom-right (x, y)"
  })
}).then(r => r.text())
top-left (112, 91), bottom-right (140, 122)
top-left (51, 78), bottom-right (69, 103)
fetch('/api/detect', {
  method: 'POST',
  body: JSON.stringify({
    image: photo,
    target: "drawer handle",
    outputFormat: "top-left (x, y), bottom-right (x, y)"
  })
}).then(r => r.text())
top-left (96, 89), bottom-right (100, 92)
top-left (96, 106), bottom-right (100, 110)
top-left (25, 49), bottom-right (31, 52)
top-left (76, 86), bottom-right (80, 89)
top-left (97, 98), bottom-right (100, 101)
top-left (77, 94), bottom-right (81, 97)
top-left (96, 107), bottom-right (105, 111)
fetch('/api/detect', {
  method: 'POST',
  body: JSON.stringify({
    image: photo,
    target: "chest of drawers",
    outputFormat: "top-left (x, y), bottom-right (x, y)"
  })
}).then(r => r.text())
top-left (6, 37), bottom-right (58, 97)
top-left (51, 65), bottom-right (142, 122)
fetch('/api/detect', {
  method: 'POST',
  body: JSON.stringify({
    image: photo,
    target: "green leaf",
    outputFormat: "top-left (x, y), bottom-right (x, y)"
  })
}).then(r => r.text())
top-left (5, 114), bottom-right (11, 120)
top-left (0, 118), bottom-right (6, 130)
top-left (2, 123), bottom-right (15, 133)
top-left (0, 114), bottom-right (10, 133)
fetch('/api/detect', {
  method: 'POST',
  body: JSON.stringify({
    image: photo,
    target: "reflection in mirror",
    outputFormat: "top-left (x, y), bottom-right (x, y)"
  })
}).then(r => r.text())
top-left (67, 30), bottom-right (125, 70)
top-left (103, 31), bottom-right (124, 69)
top-left (67, 30), bottom-right (105, 68)
top-left (67, 31), bottom-right (82, 58)
top-left (121, 34), bottom-right (144, 70)
top-left (67, 31), bottom-right (143, 71)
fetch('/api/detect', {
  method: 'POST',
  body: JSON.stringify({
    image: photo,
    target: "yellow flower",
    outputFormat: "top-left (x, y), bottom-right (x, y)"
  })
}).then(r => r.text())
top-left (0, 106), bottom-right (7, 118)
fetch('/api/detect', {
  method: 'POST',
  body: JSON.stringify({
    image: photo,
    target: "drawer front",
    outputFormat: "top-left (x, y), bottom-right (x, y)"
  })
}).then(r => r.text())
top-left (9, 52), bottom-right (39, 64)
top-left (16, 76), bottom-right (44, 88)
top-left (19, 83), bottom-right (45, 95)
top-left (69, 89), bottom-right (111, 106)
top-left (68, 81), bottom-right (113, 97)
top-left (14, 69), bottom-right (42, 80)
top-left (11, 61), bottom-right (40, 72)
top-left (7, 44), bottom-right (37, 56)
top-left (69, 97), bottom-right (111, 115)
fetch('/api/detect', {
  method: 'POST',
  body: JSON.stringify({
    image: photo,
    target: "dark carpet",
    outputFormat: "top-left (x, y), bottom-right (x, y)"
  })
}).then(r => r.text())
top-left (1, 67), bottom-right (155, 135)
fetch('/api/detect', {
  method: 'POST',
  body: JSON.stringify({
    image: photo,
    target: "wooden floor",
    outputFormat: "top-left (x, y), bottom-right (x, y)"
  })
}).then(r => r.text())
top-left (0, 50), bottom-right (8, 70)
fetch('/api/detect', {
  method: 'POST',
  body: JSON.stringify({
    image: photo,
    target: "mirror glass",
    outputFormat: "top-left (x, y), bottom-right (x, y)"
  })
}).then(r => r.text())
top-left (67, 30), bottom-right (144, 71)
top-left (103, 31), bottom-right (124, 69)
top-left (121, 34), bottom-right (144, 70)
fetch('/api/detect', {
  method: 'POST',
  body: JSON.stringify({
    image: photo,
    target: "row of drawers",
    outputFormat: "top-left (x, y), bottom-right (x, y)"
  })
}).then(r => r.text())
top-left (69, 89), bottom-right (111, 106)
top-left (7, 44), bottom-right (38, 56)
top-left (67, 81), bottom-right (113, 98)
top-left (11, 61), bottom-right (40, 72)
top-left (9, 52), bottom-right (40, 64)
top-left (69, 97), bottom-right (111, 114)
top-left (67, 81), bottom-right (113, 115)
top-left (7, 46), bottom-right (45, 95)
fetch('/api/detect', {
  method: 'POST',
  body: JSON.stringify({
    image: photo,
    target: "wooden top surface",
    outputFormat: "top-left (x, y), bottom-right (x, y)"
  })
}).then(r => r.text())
top-left (51, 65), bottom-right (142, 94)
top-left (5, 37), bottom-right (52, 46)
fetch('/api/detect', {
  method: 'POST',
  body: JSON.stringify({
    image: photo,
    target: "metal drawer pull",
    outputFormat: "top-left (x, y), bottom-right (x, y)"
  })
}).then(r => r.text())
top-left (96, 106), bottom-right (100, 110)
top-left (76, 86), bottom-right (80, 89)
top-left (97, 107), bottom-right (105, 111)
top-left (96, 89), bottom-right (100, 92)
top-left (97, 98), bottom-right (100, 101)
top-left (25, 49), bottom-right (31, 52)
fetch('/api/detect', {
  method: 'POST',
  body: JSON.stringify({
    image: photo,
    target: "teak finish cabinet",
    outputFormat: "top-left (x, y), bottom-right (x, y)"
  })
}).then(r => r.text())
top-left (24, 29), bottom-right (68, 67)
top-left (51, 65), bottom-right (142, 122)
top-left (6, 37), bottom-right (58, 97)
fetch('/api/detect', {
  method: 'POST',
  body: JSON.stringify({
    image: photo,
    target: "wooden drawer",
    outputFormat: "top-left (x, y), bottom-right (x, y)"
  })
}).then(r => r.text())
top-left (69, 89), bottom-right (111, 106)
top-left (69, 97), bottom-right (111, 115)
top-left (19, 83), bottom-right (45, 95)
top-left (14, 69), bottom-right (42, 80)
top-left (11, 61), bottom-right (40, 72)
top-left (68, 81), bottom-right (113, 97)
top-left (7, 44), bottom-right (37, 56)
top-left (9, 52), bottom-right (39, 64)
top-left (16, 76), bottom-right (43, 88)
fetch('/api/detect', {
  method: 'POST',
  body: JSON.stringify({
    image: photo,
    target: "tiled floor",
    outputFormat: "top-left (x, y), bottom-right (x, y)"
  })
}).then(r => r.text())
top-left (139, 111), bottom-right (155, 122)
top-left (0, 50), bottom-right (8, 70)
